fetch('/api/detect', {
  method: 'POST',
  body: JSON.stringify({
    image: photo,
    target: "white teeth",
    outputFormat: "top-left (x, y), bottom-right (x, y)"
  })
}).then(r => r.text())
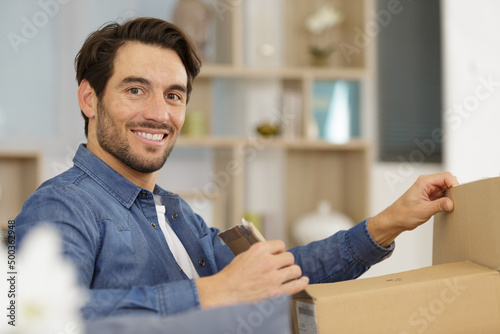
top-left (135, 131), bottom-right (164, 141)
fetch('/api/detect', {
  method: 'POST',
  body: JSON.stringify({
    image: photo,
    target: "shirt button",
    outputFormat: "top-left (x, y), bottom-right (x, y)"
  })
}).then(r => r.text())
top-left (151, 222), bottom-right (157, 228)
top-left (199, 259), bottom-right (206, 267)
top-left (172, 213), bottom-right (178, 220)
top-left (140, 191), bottom-right (147, 198)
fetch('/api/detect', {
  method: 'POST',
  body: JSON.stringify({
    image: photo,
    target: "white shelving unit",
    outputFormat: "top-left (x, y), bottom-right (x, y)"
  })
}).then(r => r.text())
top-left (164, 0), bottom-right (375, 246)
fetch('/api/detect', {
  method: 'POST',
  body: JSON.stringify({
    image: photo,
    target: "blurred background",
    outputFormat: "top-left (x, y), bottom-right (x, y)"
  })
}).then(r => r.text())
top-left (1, 0), bottom-right (499, 278)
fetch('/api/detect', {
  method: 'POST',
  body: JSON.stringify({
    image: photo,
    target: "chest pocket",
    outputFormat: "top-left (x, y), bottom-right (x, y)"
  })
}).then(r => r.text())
top-left (106, 208), bottom-right (131, 232)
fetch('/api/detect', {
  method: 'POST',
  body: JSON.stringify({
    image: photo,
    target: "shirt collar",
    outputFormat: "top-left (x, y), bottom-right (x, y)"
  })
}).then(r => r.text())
top-left (73, 144), bottom-right (143, 209)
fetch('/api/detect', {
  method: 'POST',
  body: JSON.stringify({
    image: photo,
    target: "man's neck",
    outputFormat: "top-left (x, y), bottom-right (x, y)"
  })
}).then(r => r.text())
top-left (86, 142), bottom-right (158, 192)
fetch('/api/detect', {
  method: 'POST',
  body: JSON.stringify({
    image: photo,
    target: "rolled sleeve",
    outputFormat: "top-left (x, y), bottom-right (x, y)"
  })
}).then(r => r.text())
top-left (81, 279), bottom-right (201, 320)
top-left (157, 279), bottom-right (200, 316)
top-left (291, 220), bottom-right (394, 284)
top-left (345, 219), bottom-right (394, 267)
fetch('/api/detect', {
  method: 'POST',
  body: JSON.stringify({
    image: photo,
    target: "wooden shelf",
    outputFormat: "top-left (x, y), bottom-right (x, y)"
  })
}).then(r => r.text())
top-left (198, 64), bottom-right (370, 81)
top-left (177, 136), bottom-right (370, 151)
top-left (171, 0), bottom-right (375, 245)
top-left (0, 152), bottom-right (41, 230)
top-left (174, 137), bottom-right (371, 246)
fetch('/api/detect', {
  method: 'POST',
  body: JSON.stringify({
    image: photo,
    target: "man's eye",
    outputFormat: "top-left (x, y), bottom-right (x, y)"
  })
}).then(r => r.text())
top-left (128, 88), bottom-right (143, 95)
top-left (166, 93), bottom-right (180, 100)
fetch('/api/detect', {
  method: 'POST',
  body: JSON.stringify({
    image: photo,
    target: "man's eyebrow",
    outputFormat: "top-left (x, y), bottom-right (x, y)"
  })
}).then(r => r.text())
top-left (120, 76), bottom-right (152, 86)
top-left (168, 84), bottom-right (187, 93)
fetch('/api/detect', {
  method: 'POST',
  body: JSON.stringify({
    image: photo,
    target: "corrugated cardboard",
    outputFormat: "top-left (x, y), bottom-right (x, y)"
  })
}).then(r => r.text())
top-left (292, 261), bottom-right (500, 334)
top-left (433, 176), bottom-right (500, 270)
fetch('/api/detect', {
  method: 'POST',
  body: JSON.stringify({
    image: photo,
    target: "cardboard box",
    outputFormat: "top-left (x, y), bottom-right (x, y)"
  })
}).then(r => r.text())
top-left (291, 261), bottom-right (500, 334)
top-left (290, 176), bottom-right (500, 333)
top-left (220, 213), bottom-right (500, 333)
top-left (433, 176), bottom-right (500, 270)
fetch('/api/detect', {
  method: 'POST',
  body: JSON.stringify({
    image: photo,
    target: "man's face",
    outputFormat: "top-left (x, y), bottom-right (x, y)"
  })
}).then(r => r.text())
top-left (92, 42), bottom-right (187, 173)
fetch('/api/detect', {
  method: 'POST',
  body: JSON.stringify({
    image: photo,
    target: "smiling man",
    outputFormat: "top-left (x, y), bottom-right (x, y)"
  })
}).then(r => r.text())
top-left (79, 42), bottom-right (186, 186)
top-left (15, 17), bottom-right (459, 320)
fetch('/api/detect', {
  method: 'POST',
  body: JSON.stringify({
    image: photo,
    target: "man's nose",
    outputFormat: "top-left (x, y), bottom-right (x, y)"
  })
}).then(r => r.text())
top-left (143, 92), bottom-right (170, 124)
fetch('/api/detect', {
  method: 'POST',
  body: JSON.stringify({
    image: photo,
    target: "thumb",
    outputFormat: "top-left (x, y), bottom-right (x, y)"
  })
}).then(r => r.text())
top-left (433, 197), bottom-right (454, 214)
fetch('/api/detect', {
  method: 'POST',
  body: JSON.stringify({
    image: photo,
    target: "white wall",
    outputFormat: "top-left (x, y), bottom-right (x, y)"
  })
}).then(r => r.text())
top-left (365, 0), bottom-right (500, 278)
top-left (442, 0), bottom-right (500, 182)
top-left (358, 5), bottom-right (446, 277)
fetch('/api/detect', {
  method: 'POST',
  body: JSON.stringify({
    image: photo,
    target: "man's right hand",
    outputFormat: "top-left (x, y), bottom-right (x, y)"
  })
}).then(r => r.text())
top-left (196, 240), bottom-right (309, 309)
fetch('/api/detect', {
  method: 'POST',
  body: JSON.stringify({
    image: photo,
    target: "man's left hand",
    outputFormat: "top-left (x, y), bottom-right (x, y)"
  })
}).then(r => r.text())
top-left (367, 172), bottom-right (459, 248)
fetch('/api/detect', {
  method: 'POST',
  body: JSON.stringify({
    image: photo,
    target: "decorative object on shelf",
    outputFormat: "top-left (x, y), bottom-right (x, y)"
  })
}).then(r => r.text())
top-left (324, 80), bottom-right (351, 144)
top-left (243, 0), bottom-right (284, 68)
top-left (182, 110), bottom-right (206, 137)
top-left (293, 200), bottom-right (354, 245)
top-left (305, 115), bottom-right (319, 140)
top-left (312, 81), bottom-right (335, 139)
top-left (304, 4), bottom-right (344, 67)
top-left (313, 80), bottom-right (360, 144)
top-left (173, 0), bottom-right (211, 59)
top-left (257, 43), bottom-right (276, 58)
top-left (256, 122), bottom-right (281, 137)
top-left (281, 89), bottom-right (303, 139)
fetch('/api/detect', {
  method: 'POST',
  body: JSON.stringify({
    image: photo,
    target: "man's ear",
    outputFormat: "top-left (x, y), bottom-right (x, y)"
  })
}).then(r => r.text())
top-left (78, 79), bottom-right (97, 118)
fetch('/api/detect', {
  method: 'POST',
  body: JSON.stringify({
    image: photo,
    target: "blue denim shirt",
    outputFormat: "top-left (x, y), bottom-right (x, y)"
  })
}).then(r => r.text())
top-left (16, 144), bottom-right (393, 320)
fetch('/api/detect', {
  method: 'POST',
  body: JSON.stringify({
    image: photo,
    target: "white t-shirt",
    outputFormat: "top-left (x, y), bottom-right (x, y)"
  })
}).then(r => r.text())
top-left (155, 204), bottom-right (200, 279)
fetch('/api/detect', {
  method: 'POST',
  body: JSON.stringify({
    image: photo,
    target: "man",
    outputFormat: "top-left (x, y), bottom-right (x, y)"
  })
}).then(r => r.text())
top-left (16, 17), bottom-right (458, 320)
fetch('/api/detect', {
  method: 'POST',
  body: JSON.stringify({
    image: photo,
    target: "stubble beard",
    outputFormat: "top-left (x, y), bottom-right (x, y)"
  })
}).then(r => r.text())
top-left (96, 99), bottom-right (177, 173)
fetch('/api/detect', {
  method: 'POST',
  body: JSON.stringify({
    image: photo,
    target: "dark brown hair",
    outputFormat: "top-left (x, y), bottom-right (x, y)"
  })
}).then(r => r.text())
top-left (75, 17), bottom-right (201, 137)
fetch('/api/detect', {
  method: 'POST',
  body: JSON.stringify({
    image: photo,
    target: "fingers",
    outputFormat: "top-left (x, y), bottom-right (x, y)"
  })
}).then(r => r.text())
top-left (440, 197), bottom-right (454, 212)
top-left (418, 172), bottom-right (459, 190)
top-left (209, 240), bottom-right (307, 305)
top-left (247, 242), bottom-right (298, 279)
top-left (434, 172), bottom-right (459, 188)
top-left (249, 239), bottom-right (286, 256)
top-left (427, 197), bottom-right (454, 218)
top-left (441, 197), bottom-right (454, 212)
top-left (279, 276), bottom-right (309, 296)
top-left (445, 172), bottom-right (460, 188)
top-left (419, 172), bottom-right (458, 215)
top-left (278, 263), bottom-right (303, 283)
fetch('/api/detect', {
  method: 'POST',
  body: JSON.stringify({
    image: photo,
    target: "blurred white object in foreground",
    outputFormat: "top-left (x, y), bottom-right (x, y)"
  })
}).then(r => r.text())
top-left (1, 224), bottom-right (86, 334)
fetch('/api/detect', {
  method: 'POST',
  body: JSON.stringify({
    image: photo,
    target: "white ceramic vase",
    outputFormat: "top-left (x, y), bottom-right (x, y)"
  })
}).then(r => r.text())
top-left (293, 200), bottom-right (354, 245)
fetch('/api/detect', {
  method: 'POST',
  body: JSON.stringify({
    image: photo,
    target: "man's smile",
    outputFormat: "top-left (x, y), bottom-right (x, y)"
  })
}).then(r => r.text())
top-left (131, 130), bottom-right (167, 142)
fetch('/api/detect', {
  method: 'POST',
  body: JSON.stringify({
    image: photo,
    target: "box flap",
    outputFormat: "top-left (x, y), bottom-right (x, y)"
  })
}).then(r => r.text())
top-left (299, 261), bottom-right (496, 300)
top-left (292, 289), bottom-right (313, 300)
top-left (433, 176), bottom-right (500, 270)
